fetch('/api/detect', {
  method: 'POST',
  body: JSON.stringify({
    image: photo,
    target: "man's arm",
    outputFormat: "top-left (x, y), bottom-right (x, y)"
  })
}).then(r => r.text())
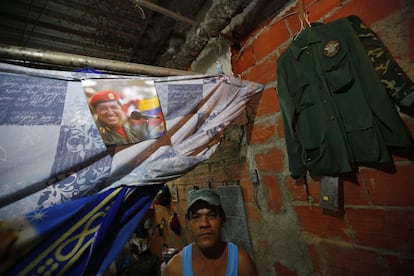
top-left (163, 252), bottom-right (182, 276)
top-left (238, 247), bottom-right (258, 276)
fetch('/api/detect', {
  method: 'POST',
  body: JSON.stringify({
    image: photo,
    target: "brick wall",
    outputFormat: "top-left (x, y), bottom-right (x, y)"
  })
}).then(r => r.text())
top-left (158, 0), bottom-right (414, 275)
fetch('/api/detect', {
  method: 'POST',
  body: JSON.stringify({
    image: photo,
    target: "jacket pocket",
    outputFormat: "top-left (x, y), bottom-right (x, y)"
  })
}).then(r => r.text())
top-left (301, 136), bottom-right (345, 175)
top-left (322, 47), bottom-right (354, 93)
top-left (343, 117), bottom-right (384, 162)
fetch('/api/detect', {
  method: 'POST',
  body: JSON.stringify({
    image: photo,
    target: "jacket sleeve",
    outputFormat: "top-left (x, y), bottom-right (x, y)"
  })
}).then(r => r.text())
top-left (341, 19), bottom-right (412, 147)
top-left (347, 15), bottom-right (414, 117)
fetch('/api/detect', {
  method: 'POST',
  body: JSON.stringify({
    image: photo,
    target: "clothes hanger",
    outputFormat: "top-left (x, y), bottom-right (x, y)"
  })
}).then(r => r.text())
top-left (293, 0), bottom-right (312, 40)
top-left (293, 15), bottom-right (305, 40)
top-left (304, 12), bottom-right (311, 27)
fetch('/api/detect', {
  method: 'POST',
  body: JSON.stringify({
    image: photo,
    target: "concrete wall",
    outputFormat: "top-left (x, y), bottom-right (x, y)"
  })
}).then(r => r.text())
top-left (155, 0), bottom-right (414, 275)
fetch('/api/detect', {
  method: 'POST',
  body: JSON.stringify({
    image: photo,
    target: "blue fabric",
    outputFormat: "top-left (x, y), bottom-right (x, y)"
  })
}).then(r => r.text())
top-left (182, 243), bottom-right (193, 276)
top-left (3, 184), bottom-right (161, 275)
top-left (182, 242), bottom-right (238, 276)
top-left (73, 67), bottom-right (103, 74)
top-left (227, 242), bottom-right (238, 276)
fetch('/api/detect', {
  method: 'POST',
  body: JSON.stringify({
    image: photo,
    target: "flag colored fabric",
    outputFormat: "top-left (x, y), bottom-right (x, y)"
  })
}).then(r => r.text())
top-left (2, 185), bottom-right (160, 275)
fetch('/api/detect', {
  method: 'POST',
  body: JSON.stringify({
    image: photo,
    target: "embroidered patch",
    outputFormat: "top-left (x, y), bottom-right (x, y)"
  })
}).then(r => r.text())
top-left (323, 40), bottom-right (341, 57)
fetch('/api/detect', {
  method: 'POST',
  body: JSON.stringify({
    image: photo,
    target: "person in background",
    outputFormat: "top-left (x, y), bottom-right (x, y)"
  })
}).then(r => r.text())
top-left (163, 189), bottom-right (257, 276)
top-left (123, 221), bottom-right (161, 276)
top-left (89, 90), bottom-right (146, 145)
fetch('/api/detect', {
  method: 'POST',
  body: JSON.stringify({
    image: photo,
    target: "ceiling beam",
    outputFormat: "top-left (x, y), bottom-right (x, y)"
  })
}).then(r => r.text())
top-left (135, 0), bottom-right (196, 25)
top-left (0, 44), bottom-right (195, 76)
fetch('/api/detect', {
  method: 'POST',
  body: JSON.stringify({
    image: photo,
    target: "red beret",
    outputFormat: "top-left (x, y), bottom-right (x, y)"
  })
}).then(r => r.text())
top-left (90, 90), bottom-right (121, 107)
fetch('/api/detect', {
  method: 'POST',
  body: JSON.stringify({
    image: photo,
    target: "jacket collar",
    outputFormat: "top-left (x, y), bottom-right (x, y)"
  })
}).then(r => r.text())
top-left (289, 28), bottom-right (321, 60)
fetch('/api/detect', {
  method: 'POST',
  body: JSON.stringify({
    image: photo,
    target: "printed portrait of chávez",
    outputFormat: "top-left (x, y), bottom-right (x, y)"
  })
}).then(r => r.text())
top-left (82, 79), bottom-right (166, 146)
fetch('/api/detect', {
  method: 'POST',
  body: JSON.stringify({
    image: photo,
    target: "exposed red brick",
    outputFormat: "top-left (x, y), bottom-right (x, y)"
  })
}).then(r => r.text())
top-left (210, 163), bottom-right (227, 182)
top-left (232, 46), bottom-right (255, 74)
top-left (244, 55), bottom-right (277, 85)
top-left (320, 242), bottom-right (387, 275)
top-left (326, 0), bottom-right (401, 26)
top-left (306, 177), bottom-right (321, 203)
top-left (283, 0), bottom-right (339, 38)
top-left (192, 172), bottom-right (210, 184)
top-left (346, 208), bottom-right (414, 252)
top-left (239, 178), bottom-right (256, 204)
top-left (286, 14), bottom-right (302, 39)
top-left (343, 177), bottom-right (371, 206)
top-left (255, 148), bottom-right (285, 173)
top-left (239, 25), bottom-right (264, 49)
top-left (174, 178), bottom-right (185, 185)
top-left (248, 124), bottom-right (276, 145)
top-left (294, 206), bottom-right (349, 240)
top-left (252, 20), bottom-right (290, 61)
top-left (263, 175), bottom-right (283, 212)
top-left (277, 41), bottom-right (291, 58)
top-left (194, 163), bottom-right (209, 175)
top-left (179, 173), bottom-right (191, 183)
top-left (286, 175), bottom-right (308, 202)
top-left (238, 177), bottom-right (251, 187)
top-left (229, 161), bottom-right (250, 180)
top-left (306, 0), bottom-right (341, 22)
top-left (360, 165), bottom-right (414, 206)
top-left (247, 87), bottom-right (279, 118)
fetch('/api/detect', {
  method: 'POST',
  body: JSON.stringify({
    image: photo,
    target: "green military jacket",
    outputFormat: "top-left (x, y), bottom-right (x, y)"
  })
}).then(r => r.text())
top-left (277, 17), bottom-right (412, 178)
top-left (96, 119), bottom-right (144, 146)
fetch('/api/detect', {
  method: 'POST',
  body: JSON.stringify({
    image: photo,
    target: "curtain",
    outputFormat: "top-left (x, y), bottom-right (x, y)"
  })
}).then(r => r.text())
top-left (0, 62), bottom-right (263, 274)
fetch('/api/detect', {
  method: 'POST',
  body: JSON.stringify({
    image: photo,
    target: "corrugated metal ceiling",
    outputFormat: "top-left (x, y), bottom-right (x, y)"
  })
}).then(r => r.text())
top-left (0, 0), bottom-right (289, 72)
top-left (0, 0), bottom-right (208, 68)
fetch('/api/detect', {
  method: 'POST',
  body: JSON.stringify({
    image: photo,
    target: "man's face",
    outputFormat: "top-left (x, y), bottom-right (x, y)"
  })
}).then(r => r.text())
top-left (187, 201), bottom-right (224, 249)
top-left (95, 101), bottom-right (123, 128)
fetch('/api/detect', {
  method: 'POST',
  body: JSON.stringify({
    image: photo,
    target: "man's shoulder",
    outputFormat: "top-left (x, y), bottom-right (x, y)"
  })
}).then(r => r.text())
top-left (236, 246), bottom-right (258, 276)
top-left (164, 251), bottom-right (183, 276)
top-left (237, 246), bottom-right (250, 260)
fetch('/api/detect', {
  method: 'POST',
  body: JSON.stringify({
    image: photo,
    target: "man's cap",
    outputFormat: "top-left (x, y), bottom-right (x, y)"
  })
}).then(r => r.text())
top-left (187, 189), bottom-right (221, 213)
top-left (90, 90), bottom-right (121, 107)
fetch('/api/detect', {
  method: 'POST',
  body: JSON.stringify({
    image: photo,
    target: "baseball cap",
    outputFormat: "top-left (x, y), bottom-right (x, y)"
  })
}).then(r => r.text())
top-left (187, 189), bottom-right (221, 213)
top-left (89, 90), bottom-right (121, 107)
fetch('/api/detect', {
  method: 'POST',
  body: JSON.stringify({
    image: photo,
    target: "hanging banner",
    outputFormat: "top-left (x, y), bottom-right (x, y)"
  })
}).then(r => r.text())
top-left (0, 62), bottom-right (263, 274)
top-left (0, 63), bottom-right (263, 219)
